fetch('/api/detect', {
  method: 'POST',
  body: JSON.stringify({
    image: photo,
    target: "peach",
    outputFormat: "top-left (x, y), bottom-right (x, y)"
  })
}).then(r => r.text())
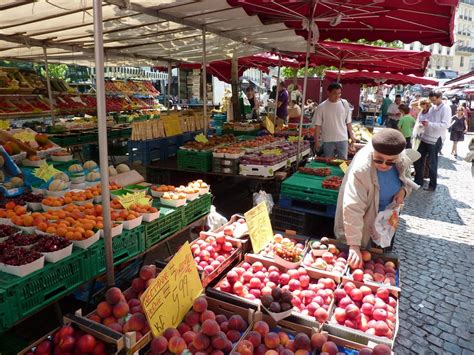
top-left (228, 314), bottom-right (247, 331)
top-left (185, 310), bottom-right (201, 326)
top-left (108, 323), bottom-right (123, 333)
top-left (345, 304), bottom-right (360, 320)
top-left (293, 333), bottom-right (310, 351)
top-left (265, 351), bottom-right (279, 355)
top-left (375, 321), bottom-right (389, 336)
top-left (200, 310), bottom-right (216, 323)
top-left (373, 309), bottom-right (388, 321)
top-left (211, 331), bottom-right (227, 350)
top-left (333, 307), bottom-right (346, 324)
top-left (372, 343), bottom-right (392, 355)
top-left (77, 335), bottom-right (96, 353)
top-left (168, 336), bottom-right (186, 353)
top-left (359, 348), bottom-right (374, 355)
top-left (245, 330), bottom-right (262, 348)
top-left (177, 323), bottom-right (191, 335)
top-left (376, 288), bottom-right (390, 300)
top-left (220, 321), bottom-right (229, 333)
top-left (255, 344), bottom-right (268, 355)
top-left (193, 333), bottom-right (210, 351)
top-left (361, 303), bottom-right (374, 316)
top-left (127, 313), bottom-right (147, 331)
top-left (89, 314), bottom-right (101, 323)
top-left (360, 285), bottom-right (373, 297)
top-left (215, 314), bottom-right (227, 325)
top-left (96, 302), bottom-right (112, 318)
top-left (361, 250), bottom-right (372, 261)
top-left (131, 278), bottom-right (146, 293)
top-left (113, 301), bottom-right (130, 319)
top-left (105, 287), bottom-right (123, 305)
top-left (350, 288), bottom-right (363, 301)
top-left (139, 265), bottom-right (156, 281)
top-left (128, 298), bottom-right (141, 309)
top-left (237, 339), bottom-right (254, 355)
top-left (373, 273), bottom-right (385, 282)
top-left (202, 319), bottom-right (220, 337)
top-left (163, 327), bottom-right (180, 340)
top-left (183, 330), bottom-right (196, 345)
top-left (294, 351), bottom-right (310, 355)
top-left (314, 307), bottom-right (329, 323)
top-left (310, 333), bottom-right (327, 350)
top-left (333, 288), bottom-right (347, 301)
top-left (343, 282), bottom-right (356, 294)
top-left (321, 341), bottom-right (339, 354)
top-left (103, 316), bottom-right (117, 326)
top-left (226, 329), bottom-right (241, 342)
top-left (123, 288), bottom-right (137, 301)
top-left (193, 296), bottom-right (208, 313)
top-left (278, 331), bottom-right (289, 346)
top-left (253, 320), bottom-right (270, 337)
top-left (264, 332), bottom-right (280, 349)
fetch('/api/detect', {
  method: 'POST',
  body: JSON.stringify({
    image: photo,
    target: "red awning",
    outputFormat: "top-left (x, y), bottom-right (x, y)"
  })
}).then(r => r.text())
top-left (325, 70), bottom-right (439, 86)
top-left (298, 41), bottom-right (431, 76)
top-left (227, 0), bottom-right (458, 47)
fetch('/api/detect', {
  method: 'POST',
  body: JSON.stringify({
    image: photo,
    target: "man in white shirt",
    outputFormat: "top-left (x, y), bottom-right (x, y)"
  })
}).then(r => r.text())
top-left (414, 90), bottom-right (451, 191)
top-left (386, 94), bottom-right (402, 129)
top-left (313, 83), bottom-right (356, 159)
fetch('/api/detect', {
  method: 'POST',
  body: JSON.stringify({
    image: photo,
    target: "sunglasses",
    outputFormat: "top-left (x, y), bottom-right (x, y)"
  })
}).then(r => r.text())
top-left (373, 158), bottom-right (397, 166)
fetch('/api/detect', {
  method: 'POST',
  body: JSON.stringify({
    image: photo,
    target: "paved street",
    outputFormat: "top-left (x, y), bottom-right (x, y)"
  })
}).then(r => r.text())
top-left (394, 135), bottom-right (474, 354)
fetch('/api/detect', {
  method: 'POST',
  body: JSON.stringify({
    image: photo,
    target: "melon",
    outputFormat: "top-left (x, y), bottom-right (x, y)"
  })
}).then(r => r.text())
top-left (84, 160), bottom-right (98, 170)
top-left (86, 171), bottom-right (101, 182)
top-left (10, 177), bottom-right (24, 187)
top-left (0, 155), bottom-right (4, 168)
top-left (116, 164), bottom-right (130, 173)
top-left (49, 179), bottom-right (67, 191)
top-left (68, 164), bottom-right (83, 173)
top-left (108, 166), bottom-right (118, 176)
top-left (54, 172), bottom-right (70, 182)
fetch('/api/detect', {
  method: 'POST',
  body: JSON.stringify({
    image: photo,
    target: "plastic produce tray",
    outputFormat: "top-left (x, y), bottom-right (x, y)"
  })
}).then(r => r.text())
top-left (0, 248), bottom-right (89, 327)
top-left (305, 161), bottom-right (345, 177)
top-left (143, 206), bottom-right (184, 248)
top-left (177, 149), bottom-right (212, 172)
top-left (0, 288), bottom-right (14, 332)
top-left (87, 226), bottom-right (145, 277)
top-left (184, 193), bottom-right (212, 225)
top-left (281, 172), bottom-right (339, 205)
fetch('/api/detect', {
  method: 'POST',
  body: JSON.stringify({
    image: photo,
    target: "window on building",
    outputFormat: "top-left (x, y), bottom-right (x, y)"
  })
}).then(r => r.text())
top-left (460, 56), bottom-right (464, 67)
top-left (409, 44), bottom-right (414, 50)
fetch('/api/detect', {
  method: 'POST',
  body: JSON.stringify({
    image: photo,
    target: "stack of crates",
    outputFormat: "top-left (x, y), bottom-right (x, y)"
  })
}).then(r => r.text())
top-left (212, 157), bottom-right (239, 174)
top-left (210, 113), bottom-right (227, 135)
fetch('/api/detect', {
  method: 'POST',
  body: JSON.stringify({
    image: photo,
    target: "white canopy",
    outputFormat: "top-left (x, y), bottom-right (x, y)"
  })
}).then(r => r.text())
top-left (0, 0), bottom-right (308, 66)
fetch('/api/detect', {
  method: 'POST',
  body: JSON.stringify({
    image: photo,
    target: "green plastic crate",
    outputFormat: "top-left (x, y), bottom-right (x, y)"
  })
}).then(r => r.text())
top-left (87, 226), bottom-right (145, 277)
top-left (184, 193), bottom-right (212, 225)
top-left (177, 149), bottom-right (212, 172)
top-left (108, 129), bottom-right (122, 138)
top-left (79, 133), bottom-right (97, 143)
top-left (0, 248), bottom-right (89, 327)
top-left (120, 127), bottom-right (132, 137)
top-left (50, 135), bottom-right (80, 146)
top-left (0, 288), bottom-right (14, 332)
top-left (305, 161), bottom-right (344, 177)
top-left (144, 206), bottom-right (184, 248)
top-left (281, 172), bottom-right (339, 205)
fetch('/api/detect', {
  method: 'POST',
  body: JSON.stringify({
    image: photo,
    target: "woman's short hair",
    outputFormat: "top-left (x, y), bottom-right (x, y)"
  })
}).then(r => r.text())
top-left (398, 104), bottom-right (410, 114)
top-left (418, 98), bottom-right (431, 109)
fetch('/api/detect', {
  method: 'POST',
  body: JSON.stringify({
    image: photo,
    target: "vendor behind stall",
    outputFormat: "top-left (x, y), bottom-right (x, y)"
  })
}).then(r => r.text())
top-left (334, 129), bottom-right (418, 268)
top-left (245, 86), bottom-right (260, 120)
top-left (276, 81), bottom-right (289, 124)
top-left (287, 100), bottom-right (302, 128)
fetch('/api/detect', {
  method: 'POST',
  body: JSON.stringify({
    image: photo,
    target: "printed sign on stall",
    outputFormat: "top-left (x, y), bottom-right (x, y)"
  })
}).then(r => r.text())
top-left (141, 241), bottom-right (203, 337)
top-left (244, 201), bottom-right (273, 253)
top-left (339, 162), bottom-right (349, 174)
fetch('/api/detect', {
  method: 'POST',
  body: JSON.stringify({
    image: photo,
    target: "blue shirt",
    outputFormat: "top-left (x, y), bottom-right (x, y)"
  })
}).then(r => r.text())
top-left (377, 167), bottom-right (402, 211)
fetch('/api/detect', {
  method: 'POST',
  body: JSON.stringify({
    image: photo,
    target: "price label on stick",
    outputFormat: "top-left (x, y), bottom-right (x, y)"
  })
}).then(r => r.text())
top-left (33, 162), bottom-right (61, 182)
top-left (163, 116), bottom-right (183, 137)
top-left (141, 241), bottom-right (203, 337)
top-left (245, 202), bottom-right (273, 253)
top-left (117, 191), bottom-right (150, 209)
top-left (339, 162), bottom-right (349, 174)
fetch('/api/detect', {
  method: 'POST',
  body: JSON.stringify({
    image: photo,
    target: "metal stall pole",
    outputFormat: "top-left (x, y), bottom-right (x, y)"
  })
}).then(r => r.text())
top-left (231, 53), bottom-right (240, 122)
top-left (274, 55), bottom-right (281, 124)
top-left (202, 28), bottom-right (208, 134)
top-left (167, 62), bottom-right (172, 110)
top-left (296, 21), bottom-right (313, 165)
top-left (93, 0), bottom-right (114, 286)
top-left (42, 47), bottom-right (56, 127)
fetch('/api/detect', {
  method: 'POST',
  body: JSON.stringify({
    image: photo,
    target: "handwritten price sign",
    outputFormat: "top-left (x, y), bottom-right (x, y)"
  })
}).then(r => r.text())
top-left (117, 191), bottom-right (151, 209)
top-left (339, 162), bottom-right (349, 174)
top-left (244, 202), bottom-right (273, 253)
top-left (33, 162), bottom-right (61, 182)
top-left (163, 116), bottom-right (183, 137)
top-left (140, 241), bottom-right (203, 337)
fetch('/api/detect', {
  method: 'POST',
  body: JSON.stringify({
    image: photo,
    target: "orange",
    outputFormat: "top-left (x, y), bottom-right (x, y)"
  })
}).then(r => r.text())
top-left (73, 231), bottom-right (82, 240)
top-left (85, 230), bottom-right (95, 238)
top-left (65, 231), bottom-right (74, 240)
top-left (46, 226), bottom-right (57, 234)
top-left (23, 215), bottom-right (34, 227)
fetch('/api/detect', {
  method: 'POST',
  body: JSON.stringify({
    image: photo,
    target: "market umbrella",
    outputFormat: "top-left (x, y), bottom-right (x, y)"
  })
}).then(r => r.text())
top-left (298, 41), bottom-right (431, 76)
top-left (324, 70), bottom-right (439, 86)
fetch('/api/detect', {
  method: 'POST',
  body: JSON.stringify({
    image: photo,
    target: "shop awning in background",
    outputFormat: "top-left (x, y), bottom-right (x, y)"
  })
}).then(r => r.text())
top-left (227, 0), bottom-right (458, 47)
top-left (442, 71), bottom-right (474, 88)
top-left (325, 70), bottom-right (439, 86)
top-left (299, 41), bottom-right (431, 76)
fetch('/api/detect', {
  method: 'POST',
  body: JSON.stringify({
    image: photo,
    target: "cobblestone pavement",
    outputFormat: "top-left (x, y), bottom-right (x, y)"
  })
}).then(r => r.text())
top-left (393, 135), bottom-right (474, 354)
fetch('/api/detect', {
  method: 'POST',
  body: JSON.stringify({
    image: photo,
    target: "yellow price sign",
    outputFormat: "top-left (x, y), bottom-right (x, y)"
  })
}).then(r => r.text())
top-left (194, 133), bottom-right (208, 143)
top-left (163, 116), bottom-right (183, 137)
top-left (141, 241), bottom-right (203, 337)
top-left (117, 191), bottom-right (151, 209)
top-left (33, 162), bottom-right (61, 182)
top-left (0, 120), bottom-right (10, 129)
top-left (244, 202), bottom-right (273, 253)
top-left (339, 162), bottom-right (349, 174)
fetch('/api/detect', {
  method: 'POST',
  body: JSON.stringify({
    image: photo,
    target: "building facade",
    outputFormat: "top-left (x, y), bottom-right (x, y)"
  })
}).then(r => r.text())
top-left (404, 0), bottom-right (474, 78)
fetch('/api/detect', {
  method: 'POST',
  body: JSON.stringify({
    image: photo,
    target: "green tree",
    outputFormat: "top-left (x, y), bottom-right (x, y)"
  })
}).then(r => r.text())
top-left (36, 63), bottom-right (69, 81)
top-left (281, 65), bottom-right (338, 78)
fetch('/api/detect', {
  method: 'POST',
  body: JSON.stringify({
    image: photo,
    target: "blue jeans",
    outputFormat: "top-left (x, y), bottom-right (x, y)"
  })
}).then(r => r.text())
top-left (323, 141), bottom-right (349, 159)
top-left (414, 140), bottom-right (438, 189)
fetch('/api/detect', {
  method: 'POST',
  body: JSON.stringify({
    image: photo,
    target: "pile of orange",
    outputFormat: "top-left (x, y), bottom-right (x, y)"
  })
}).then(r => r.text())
top-left (111, 209), bottom-right (141, 222)
top-left (129, 204), bottom-right (158, 214)
top-left (0, 203), bottom-right (28, 219)
top-left (10, 213), bottom-right (35, 227)
top-left (42, 197), bottom-right (67, 207)
top-left (64, 190), bottom-right (94, 202)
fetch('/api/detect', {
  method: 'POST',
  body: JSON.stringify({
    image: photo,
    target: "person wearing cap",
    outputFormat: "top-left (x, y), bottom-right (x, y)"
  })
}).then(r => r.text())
top-left (334, 129), bottom-right (418, 268)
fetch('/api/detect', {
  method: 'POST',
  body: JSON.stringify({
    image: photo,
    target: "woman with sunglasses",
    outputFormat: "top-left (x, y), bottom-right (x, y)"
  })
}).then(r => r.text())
top-left (334, 129), bottom-right (418, 268)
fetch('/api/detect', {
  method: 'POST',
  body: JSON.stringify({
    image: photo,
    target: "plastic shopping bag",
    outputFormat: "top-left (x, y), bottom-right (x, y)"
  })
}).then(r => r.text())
top-left (253, 190), bottom-right (274, 214)
top-left (411, 122), bottom-right (425, 151)
top-left (206, 205), bottom-right (228, 231)
top-left (372, 203), bottom-right (402, 248)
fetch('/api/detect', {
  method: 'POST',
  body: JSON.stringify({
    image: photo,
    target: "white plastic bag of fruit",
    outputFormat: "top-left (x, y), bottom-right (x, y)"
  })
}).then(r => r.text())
top-left (372, 203), bottom-right (402, 248)
top-left (253, 190), bottom-right (274, 213)
top-left (206, 205), bottom-right (228, 231)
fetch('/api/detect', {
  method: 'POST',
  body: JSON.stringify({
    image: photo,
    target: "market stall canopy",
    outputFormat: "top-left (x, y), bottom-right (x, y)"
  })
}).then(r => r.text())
top-left (442, 71), bottom-right (474, 89)
top-left (0, 0), bottom-right (311, 66)
top-left (325, 70), bottom-right (439, 86)
top-left (296, 41), bottom-right (431, 76)
top-left (227, 0), bottom-right (458, 47)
